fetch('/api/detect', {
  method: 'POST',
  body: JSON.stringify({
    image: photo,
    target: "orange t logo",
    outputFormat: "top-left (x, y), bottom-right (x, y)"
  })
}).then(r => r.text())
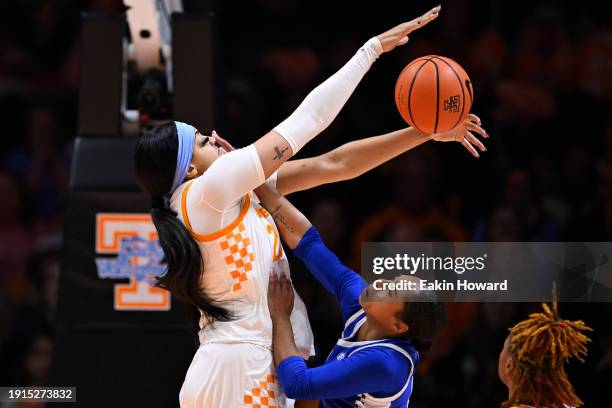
top-left (95, 213), bottom-right (171, 311)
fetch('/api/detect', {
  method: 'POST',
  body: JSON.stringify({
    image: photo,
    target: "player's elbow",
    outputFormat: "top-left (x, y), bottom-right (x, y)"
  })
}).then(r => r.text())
top-left (322, 151), bottom-right (355, 182)
top-left (283, 387), bottom-right (300, 400)
top-left (278, 377), bottom-right (301, 400)
top-left (277, 364), bottom-right (312, 400)
top-left (282, 379), bottom-right (312, 400)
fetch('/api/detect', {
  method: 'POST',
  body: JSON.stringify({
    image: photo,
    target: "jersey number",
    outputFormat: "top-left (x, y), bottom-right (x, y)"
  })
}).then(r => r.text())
top-left (257, 208), bottom-right (283, 261)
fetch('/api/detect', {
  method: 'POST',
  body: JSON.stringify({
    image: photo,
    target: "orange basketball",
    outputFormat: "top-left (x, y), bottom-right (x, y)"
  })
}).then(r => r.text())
top-left (395, 56), bottom-right (474, 134)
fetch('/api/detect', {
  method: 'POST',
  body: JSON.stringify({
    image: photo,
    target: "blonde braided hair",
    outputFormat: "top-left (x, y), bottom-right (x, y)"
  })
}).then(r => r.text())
top-left (502, 295), bottom-right (592, 408)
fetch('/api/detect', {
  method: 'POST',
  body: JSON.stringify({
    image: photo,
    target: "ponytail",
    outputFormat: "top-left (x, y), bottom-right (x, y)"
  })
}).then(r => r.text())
top-left (151, 202), bottom-right (233, 323)
top-left (134, 123), bottom-right (233, 324)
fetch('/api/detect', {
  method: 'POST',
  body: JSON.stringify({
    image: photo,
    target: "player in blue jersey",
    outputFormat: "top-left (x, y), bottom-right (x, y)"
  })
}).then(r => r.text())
top-left (254, 184), bottom-right (447, 408)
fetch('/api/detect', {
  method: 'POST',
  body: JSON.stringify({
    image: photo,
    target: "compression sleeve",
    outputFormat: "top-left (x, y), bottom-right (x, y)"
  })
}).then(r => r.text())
top-left (187, 143), bottom-right (265, 212)
top-left (277, 348), bottom-right (409, 400)
top-left (293, 227), bottom-right (366, 321)
top-left (273, 37), bottom-right (383, 154)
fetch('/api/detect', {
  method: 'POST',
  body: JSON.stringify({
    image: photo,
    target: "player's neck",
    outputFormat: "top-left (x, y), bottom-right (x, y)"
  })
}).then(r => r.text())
top-left (356, 320), bottom-right (388, 341)
top-left (507, 383), bottom-right (535, 408)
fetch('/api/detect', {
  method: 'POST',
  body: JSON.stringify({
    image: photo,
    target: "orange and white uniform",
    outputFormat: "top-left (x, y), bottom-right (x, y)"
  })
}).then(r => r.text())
top-left (171, 146), bottom-right (313, 408)
top-left (172, 36), bottom-right (383, 408)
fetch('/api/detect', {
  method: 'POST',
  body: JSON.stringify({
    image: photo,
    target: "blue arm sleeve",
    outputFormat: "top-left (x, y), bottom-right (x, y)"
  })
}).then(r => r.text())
top-left (277, 348), bottom-right (410, 400)
top-left (293, 227), bottom-right (367, 321)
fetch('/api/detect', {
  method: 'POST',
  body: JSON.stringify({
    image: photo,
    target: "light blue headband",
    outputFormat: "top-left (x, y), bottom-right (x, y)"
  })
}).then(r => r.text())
top-left (167, 121), bottom-right (196, 201)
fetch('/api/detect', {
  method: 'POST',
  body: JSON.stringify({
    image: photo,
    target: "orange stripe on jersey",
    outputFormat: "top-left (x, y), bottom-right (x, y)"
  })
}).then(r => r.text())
top-left (180, 180), bottom-right (252, 242)
top-left (180, 180), bottom-right (196, 231)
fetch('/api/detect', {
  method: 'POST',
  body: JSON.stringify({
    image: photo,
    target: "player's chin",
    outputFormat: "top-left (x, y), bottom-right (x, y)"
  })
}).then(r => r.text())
top-left (359, 287), bottom-right (369, 304)
top-left (359, 288), bottom-right (373, 311)
top-left (359, 298), bottom-right (370, 313)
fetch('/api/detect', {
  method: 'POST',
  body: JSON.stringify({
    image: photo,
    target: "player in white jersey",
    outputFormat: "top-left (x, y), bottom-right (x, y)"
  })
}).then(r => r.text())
top-left (133, 5), bottom-right (486, 407)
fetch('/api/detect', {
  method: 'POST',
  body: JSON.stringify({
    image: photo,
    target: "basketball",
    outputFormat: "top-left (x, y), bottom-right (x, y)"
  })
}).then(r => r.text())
top-left (395, 56), bottom-right (474, 134)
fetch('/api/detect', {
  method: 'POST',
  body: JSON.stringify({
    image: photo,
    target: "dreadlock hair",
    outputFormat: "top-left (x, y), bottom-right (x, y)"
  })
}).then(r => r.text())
top-left (501, 298), bottom-right (592, 408)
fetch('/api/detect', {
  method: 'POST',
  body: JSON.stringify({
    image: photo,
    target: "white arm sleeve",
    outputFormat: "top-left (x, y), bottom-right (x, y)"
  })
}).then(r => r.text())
top-left (273, 37), bottom-right (383, 154)
top-left (189, 144), bottom-right (265, 212)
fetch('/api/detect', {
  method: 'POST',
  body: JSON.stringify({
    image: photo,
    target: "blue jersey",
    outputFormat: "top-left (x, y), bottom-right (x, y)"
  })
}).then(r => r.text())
top-left (277, 227), bottom-right (419, 407)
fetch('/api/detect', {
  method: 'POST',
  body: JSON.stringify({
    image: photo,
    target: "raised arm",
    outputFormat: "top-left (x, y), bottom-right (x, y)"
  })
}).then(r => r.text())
top-left (253, 183), bottom-right (313, 249)
top-left (255, 183), bottom-right (365, 319)
top-left (276, 127), bottom-right (431, 195)
top-left (258, 5), bottom-right (441, 178)
top-left (188, 7), bottom-right (442, 211)
top-left (254, 34), bottom-right (382, 179)
top-left (276, 114), bottom-right (487, 195)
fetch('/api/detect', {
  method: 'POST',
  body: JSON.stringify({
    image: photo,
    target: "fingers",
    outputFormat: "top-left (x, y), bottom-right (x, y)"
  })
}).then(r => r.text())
top-left (461, 137), bottom-right (480, 158)
top-left (405, 5), bottom-right (441, 34)
top-left (279, 274), bottom-right (295, 307)
top-left (269, 272), bottom-right (278, 292)
top-left (212, 130), bottom-right (235, 151)
top-left (463, 113), bottom-right (488, 156)
top-left (466, 121), bottom-right (488, 139)
top-left (467, 113), bottom-right (481, 125)
top-left (378, 5), bottom-right (441, 52)
top-left (279, 274), bottom-right (293, 292)
top-left (270, 272), bottom-right (293, 291)
top-left (466, 131), bottom-right (486, 152)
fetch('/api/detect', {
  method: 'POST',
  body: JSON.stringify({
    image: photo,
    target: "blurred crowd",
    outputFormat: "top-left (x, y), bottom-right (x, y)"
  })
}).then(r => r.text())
top-left (0, 0), bottom-right (610, 406)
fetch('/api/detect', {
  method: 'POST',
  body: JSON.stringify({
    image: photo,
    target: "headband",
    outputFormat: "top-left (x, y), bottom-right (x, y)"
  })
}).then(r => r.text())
top-left (165, 121), bottom-right (196, 204)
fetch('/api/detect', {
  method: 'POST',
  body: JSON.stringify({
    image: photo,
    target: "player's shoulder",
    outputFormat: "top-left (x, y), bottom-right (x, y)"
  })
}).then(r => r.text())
top-left (348, 343), bottom-right (412, 383)
top-left (352, 341), bottom-right (412, 364)
top-left (354, 340), bottom-right (416, 370)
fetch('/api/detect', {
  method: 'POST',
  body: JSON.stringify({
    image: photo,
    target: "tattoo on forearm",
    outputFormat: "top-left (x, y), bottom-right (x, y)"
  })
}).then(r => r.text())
top-left (272, 146), bottom-right (289, 160)
top-left (271, 205), bottom-right (297, 234)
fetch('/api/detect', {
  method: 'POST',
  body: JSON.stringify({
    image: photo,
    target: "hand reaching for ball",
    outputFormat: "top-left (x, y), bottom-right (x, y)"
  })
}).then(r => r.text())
top-left (376, 5), bottom-right (441, 53)
top-left (431, 113), bottom-right (489, 157)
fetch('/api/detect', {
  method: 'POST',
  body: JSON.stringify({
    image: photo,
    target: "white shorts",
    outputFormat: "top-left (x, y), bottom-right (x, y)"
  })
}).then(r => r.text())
top-left (179, 342), bottom-right (287, 408)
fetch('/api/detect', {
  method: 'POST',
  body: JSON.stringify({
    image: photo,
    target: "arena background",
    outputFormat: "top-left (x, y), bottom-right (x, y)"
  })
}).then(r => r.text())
top-left (0, 0), bottom-right (610, 407)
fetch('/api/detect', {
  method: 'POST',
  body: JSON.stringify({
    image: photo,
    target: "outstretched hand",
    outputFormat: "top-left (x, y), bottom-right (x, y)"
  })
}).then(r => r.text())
top-left (376, 5), bottom-right (441, 52)
top-left (431, 113), bottom-right (489, 157)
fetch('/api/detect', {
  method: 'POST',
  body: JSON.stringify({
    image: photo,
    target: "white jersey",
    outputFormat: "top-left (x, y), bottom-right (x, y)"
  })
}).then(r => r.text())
top-left (172, 178), bottom-right (314, 357)
top-left (171, 34), bottom-right (383, 406)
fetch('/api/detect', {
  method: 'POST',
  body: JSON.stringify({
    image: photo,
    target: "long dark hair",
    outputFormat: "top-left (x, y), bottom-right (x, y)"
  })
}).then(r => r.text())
top-left (134, 122), bottom-right (232, 323)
